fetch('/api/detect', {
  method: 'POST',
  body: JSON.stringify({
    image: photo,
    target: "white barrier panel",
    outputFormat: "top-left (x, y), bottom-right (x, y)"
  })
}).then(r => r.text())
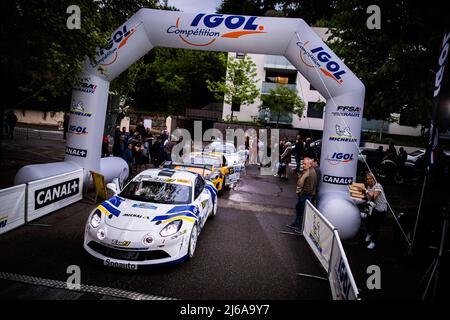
top-left (329, 230), bottom-right (360, 300)
top-left (27, 169), bottom-right (84, 222)
top-left (0, 184), bottom-right (26, 235)
top-left (302, 200), bottom-right (336, 272)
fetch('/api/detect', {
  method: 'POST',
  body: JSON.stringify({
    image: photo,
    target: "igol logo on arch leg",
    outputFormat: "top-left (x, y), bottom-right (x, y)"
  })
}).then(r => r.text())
top-left (167, 13), bottom-right (266, 47)
top-left (297, 41), bottom-right (347, 85)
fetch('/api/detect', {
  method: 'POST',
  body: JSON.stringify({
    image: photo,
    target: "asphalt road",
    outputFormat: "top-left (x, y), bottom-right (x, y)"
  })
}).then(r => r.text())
top-left (0, 173), bottom-right (330, 300)
top-left (1, 126), bottom-right (446, 300)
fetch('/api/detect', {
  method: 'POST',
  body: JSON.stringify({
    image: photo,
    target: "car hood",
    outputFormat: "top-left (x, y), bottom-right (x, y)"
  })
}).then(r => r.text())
top-left (98, 196), bottom-right (198, 231)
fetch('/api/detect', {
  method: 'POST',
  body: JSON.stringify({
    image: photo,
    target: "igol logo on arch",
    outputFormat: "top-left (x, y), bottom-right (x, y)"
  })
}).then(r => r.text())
top-left (90, 24), bottom-right (137, 68)
top-left (296, 41), bottom-right (347, 85)
top-left (167, 13), bottom-right (266, 47)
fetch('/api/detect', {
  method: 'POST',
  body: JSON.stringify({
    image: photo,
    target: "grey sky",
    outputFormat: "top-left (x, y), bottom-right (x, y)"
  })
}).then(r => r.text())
top-left (167, 0), bottom-right (222, 13)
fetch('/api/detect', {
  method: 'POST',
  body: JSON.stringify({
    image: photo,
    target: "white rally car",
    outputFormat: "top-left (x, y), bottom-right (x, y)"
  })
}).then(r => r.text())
top-left (84, 168), bottom-right (218, 269)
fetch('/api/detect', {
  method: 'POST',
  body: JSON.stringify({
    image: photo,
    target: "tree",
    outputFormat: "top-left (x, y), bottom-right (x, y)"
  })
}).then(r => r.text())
top-left (260, 85), bottom-right (305, 127)
top-left (317, 0), bottom-right (448, 126)
top-left (130, 48), bottom-right (227, 115)
top-left (207, 55), bottom-right (260, 121)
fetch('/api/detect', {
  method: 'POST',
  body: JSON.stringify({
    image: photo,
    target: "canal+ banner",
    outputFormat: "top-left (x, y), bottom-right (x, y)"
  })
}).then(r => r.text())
top-left (27, 169), bottom-right (83, 222)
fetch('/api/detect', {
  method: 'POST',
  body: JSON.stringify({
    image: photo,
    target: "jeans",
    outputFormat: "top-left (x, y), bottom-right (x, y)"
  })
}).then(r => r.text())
top-left (292, 195), bottom-right (313, 229)
top-left (366, 209), bottom-right (386, 243)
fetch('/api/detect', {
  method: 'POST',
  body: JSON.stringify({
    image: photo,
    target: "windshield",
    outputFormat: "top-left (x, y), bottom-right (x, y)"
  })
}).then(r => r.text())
top-left (409, 150), bottom-right (423, 156)
top-left (119, 180), bottom-right (192, 204)
top-left (205, 143), bottom-right (236, 154)
top-left (187, 156), bottom-right (222, 168)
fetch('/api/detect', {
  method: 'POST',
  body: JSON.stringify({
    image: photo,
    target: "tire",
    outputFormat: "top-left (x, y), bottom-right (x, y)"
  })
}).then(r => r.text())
top-left (188, 223), bottom-right (198, 259)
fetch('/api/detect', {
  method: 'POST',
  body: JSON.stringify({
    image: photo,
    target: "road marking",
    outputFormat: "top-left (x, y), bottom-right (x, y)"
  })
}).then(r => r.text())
top-left (219, 199), bottom-right (295, 215)
top-left (0, 272), bottom-right (176, 300)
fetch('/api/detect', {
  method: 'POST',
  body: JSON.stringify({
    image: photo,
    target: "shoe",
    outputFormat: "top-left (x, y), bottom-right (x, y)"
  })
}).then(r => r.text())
top-left (365, 234), bottom-right (371, 242)
top-left (367, 241), bottom-right (376, 250)
top-left (286, 224), bottom-right (299, 231)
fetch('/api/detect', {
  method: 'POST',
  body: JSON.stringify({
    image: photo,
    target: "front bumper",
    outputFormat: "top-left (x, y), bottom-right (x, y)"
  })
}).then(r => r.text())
top-left (83, 224), bottom-right (190, 268)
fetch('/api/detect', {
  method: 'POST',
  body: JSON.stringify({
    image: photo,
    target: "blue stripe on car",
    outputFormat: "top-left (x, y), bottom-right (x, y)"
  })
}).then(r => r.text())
top-left (101, 201), bottom-right (121, 217)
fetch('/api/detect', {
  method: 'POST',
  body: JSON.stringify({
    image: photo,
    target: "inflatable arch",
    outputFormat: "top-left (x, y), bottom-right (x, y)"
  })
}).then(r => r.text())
top-left (15, 9), bottom-right (365, 238)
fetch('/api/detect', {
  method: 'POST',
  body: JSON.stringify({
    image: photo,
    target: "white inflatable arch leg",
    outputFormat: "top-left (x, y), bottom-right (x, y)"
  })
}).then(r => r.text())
top-left (15, 9), bottom-right (365, 239)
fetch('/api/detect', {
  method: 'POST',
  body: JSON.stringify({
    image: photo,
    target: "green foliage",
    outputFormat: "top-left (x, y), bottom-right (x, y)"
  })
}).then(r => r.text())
top-left (260, 85), bottom-right (305, 125)
top-left (206, 55), bottom-right (260, 108)
top-left (320, 0), bottom-right (447, 125)
top-left (1, 0), bottom-right (158, 111)
top-left (131, 48), bottom-right (227, 115)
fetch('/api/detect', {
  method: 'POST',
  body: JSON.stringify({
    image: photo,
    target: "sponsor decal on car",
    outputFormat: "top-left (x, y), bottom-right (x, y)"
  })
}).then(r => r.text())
top-left (104, 258), bottom-right (138, 270)
top-left (65, 146), bottom-right (87, 158)
top-left (323, 175), bottom-right (354, 185)
top-left (131, 203), bottom-right (158, 210)
top-left (35, 178), bottom-right (80, 209)
top-left (111, 240), bottom-right (131, 247)
top-left (167, 13), bottom-right (266, 47)
top-left (0, 216), bottom-right (8, 228)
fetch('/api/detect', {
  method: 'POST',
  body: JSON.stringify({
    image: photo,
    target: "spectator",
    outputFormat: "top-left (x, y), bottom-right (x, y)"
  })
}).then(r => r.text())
top-left (112, 126), bottom-right (122, 157)
top-left (287, 157), bottom-right (318, 232)
top-left (311, 158), bottom-right (321, 205)
top-left (133, 142), bottom-right (145, 173)
top-left (384, 142), bottom-right (397, 162)
top-left (279, 141), bottom-right (293, 180)
top-left (101, 135), bottom-right (109, 157)
top-left (358, 173), bottom-right (388, 250)
top-left (304, 138), bottom-right (315, 158)
top-left (63, 113), bottom-right (70, 141)
top-left (121, 127), bottom-right (130, 144)
top-left (151, 136), bottom-right (165, 167)
top-left (135, 121), bottom-right (146, 137)
top-left (123, 143), bottom-right (134, 173)
top-left (5, 110), bottom-right (18, 139)
top-left (293, 135), bottom-right (304, 173)
top-left (164, 136), bottom-right (176, 161)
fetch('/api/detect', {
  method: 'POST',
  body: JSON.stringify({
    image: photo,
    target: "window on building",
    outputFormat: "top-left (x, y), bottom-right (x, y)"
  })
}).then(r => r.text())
top-left (231, 97), bottom-right (241, 112)
top-left (265, 70), bottom-right (296, 84)
top-left (307, 101), bottom-right (325, 119)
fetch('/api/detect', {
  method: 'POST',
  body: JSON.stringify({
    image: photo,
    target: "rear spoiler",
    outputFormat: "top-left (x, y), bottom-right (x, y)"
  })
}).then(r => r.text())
top-left (161, 161), bottom-right (214, 174)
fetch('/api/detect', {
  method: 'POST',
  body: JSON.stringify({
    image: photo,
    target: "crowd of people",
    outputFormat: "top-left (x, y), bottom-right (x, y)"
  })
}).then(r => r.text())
top-left (102, 123), bottom-right (177, 175)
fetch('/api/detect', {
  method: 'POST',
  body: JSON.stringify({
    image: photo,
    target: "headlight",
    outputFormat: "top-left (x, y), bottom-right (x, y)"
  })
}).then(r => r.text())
top-left (97, 228), bottom-right (107, 240)
top-left (90, 209), bottom-right (102, 228)
top-left (160, 220), bottom-right (183, 237)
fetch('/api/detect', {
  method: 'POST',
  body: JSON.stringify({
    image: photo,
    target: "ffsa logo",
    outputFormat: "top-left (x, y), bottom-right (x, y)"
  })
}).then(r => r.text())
top-left (167, 13), bottom-right (266, 47)
top-left (297, 41), bottom-right (347, 85)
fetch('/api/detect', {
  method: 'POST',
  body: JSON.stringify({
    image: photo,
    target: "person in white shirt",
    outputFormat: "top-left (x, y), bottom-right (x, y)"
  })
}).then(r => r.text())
top-left (359, 172), bottom-right (388, 250)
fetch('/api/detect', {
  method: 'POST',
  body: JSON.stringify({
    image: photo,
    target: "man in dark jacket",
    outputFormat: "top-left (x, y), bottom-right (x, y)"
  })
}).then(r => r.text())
top-left (293, 135), bottom-right (304, 172)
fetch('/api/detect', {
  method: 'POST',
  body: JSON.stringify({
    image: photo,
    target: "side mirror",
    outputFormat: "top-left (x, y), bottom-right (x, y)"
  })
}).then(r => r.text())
top-left (106, 182), bottom-right (119, 195)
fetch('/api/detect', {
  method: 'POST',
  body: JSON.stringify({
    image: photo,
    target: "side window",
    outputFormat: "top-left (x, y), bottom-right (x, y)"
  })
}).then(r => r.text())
top-left (194, 176), bottom-right (205, 199)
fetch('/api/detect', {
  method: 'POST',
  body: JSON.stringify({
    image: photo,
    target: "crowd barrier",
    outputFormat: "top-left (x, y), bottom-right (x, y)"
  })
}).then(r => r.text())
top-left (301, 200), bottom-right (360, 300)
top-left (0, 169), bottom-right (83, 235)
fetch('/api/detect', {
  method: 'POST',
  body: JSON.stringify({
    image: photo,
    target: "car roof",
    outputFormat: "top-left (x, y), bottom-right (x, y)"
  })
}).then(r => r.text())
top-left (134, 168), bottom-right (197, 185)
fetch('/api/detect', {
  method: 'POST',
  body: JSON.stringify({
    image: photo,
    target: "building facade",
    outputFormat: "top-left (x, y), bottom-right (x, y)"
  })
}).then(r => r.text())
top-left (222, 27), bottom-right (424, 137)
